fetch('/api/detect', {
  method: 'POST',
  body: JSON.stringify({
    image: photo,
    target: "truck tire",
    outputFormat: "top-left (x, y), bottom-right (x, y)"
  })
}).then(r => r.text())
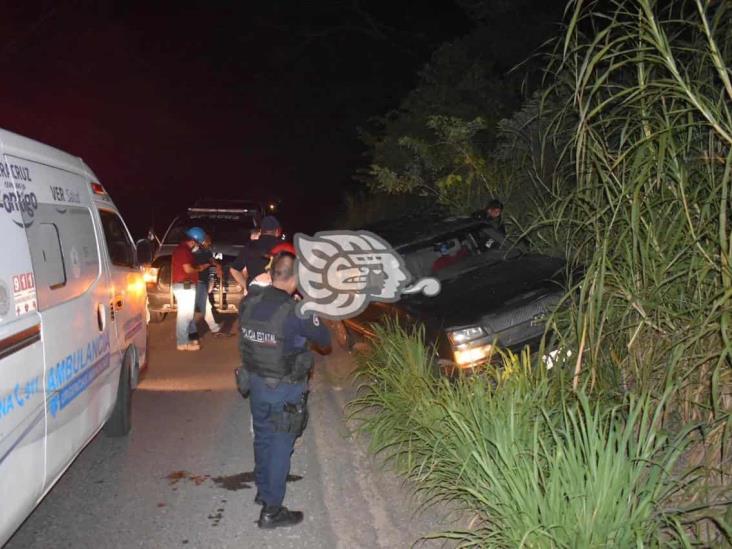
top-left (333, 321), bottom-right (354, 351)
top-left (148, 311), bottom-right (167, 323)
top-left (104, 354), bottom-right (133, 437)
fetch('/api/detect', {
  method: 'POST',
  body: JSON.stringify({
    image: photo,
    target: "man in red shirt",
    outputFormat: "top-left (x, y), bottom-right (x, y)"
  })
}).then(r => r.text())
top-left (172, 227), bottom-right (213, 351)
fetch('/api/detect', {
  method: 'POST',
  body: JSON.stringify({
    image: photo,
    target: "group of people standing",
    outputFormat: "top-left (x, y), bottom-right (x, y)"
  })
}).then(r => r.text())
top-left (169, 215), bottom-right (294, 351)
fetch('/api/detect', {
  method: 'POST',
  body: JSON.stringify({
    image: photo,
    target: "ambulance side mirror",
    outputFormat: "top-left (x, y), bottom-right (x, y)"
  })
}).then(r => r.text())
top-left (136, 239), bottom-right (154, 266)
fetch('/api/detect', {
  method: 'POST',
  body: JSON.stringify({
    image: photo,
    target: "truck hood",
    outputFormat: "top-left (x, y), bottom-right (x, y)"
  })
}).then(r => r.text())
top-left (401, 253), bottom-right (567, 328)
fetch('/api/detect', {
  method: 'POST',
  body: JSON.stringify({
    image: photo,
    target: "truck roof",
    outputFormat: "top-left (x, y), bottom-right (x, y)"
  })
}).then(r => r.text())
top-left (363, 215), bottom-right (483, 250)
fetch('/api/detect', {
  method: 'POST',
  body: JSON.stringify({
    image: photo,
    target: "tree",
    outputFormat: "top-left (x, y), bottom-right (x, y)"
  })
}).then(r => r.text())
top-left (359, 1), bottom-right (566, 216)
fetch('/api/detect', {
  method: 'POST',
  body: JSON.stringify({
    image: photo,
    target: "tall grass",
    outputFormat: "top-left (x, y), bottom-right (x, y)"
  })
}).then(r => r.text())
top-left (514, 4), bottom-right (732, 524)
top-left (535, 0), bottom-right (732, 407)
top-left (349, 324), bottom-right (706, 546)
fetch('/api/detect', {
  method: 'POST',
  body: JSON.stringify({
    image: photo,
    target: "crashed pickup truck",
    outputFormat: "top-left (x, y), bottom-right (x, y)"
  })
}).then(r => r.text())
top-left (333, 215), bottom-right (569, 375)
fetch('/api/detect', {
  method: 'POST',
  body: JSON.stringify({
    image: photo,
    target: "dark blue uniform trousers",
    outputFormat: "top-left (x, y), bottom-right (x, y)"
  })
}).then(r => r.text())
top-left (249, 373), bottom-right (306, 508)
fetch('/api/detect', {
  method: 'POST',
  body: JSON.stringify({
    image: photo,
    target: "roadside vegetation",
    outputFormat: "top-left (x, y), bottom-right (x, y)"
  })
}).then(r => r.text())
top-left (349, 324), bottom-right (704, 546)
top-left (348, 0), bottom-right (732, 545)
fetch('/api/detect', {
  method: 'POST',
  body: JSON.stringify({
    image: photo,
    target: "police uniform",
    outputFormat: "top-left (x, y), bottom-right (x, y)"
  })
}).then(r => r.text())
top-left (238, 285), bottom-right (330, 518)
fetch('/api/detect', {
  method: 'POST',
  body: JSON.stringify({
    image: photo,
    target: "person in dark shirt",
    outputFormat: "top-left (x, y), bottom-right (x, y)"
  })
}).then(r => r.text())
top-left (483, 198), bottom-right (506, 236)
top-left (229, 215), bottom-right (283, 292)
top-left (471, 198), bottom-right (506, 235)
top-left (191, 233), bottom-right (224, 338)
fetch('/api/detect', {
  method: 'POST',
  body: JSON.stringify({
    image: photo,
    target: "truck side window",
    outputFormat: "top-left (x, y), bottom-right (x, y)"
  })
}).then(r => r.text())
top-left (99, 210), bottom-right (135, 268)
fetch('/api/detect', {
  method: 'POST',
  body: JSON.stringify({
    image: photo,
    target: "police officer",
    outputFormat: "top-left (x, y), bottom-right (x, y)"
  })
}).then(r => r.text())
top-left (238, 252), bottom-right (331, 529)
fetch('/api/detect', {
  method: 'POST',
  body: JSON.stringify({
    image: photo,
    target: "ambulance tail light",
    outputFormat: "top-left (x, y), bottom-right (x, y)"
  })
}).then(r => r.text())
top-left (91, 182), bottom-right (107, 195)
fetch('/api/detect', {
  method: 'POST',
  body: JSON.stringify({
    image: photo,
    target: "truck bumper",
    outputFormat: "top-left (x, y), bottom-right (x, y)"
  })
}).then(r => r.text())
top-left (146, 286), bottom-right (244, 314)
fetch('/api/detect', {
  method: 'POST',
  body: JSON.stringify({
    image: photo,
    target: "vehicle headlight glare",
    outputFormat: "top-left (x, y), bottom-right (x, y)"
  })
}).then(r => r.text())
top-left (143, 267), bottom-right (159, 284)
top-left (454, 344), bottom-right (494, 366)
top-left (448, 326), bottom-right (484, 345)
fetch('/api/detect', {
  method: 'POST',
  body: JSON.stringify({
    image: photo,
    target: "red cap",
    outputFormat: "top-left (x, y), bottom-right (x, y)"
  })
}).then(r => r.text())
top-left (270, 242), bottom-right (296, 256)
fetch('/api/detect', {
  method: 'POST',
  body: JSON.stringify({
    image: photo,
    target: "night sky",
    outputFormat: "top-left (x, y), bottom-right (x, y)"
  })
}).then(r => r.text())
top-left (0, 1), bottom-right (473, 237)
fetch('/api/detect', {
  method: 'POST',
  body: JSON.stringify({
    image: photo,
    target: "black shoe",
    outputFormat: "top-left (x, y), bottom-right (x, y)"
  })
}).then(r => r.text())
top-left (258, 506), bottom-right (304, 529)
top-left (254, 492), bottom-right (264, 506)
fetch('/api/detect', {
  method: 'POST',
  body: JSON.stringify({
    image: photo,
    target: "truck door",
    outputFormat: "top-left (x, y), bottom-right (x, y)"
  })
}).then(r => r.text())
top-left (7, 156), bottom-right (114, 490)
top-left (96, 208), bottom-right (146, 388)
top-left (0, 161), bottom-right (45, 542)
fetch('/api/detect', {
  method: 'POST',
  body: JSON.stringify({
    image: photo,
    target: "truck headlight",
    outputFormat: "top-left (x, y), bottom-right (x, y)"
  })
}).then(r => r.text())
top-left (454, 344), bottom-right (494, 366)
top-left (143, 266), bottom-right (159, 284)
top-left (448, 326), bottom-right (485, 345)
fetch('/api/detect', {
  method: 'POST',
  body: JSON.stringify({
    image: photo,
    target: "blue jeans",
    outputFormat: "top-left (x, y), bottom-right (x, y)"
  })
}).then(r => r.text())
top-left (194, 281), bottom-right (221, 334)
top-left (195, 281), bottom-right (209, 314)
top-left (172, 283), bottom-right (197, 346)
top-left (249, 373), bottom-right (306, 508)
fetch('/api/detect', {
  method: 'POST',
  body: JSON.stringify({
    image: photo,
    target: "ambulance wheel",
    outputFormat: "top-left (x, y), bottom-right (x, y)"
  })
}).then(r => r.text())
top-left (333, 321), bottom-right (354, 351)
top-left (104, 355), bottom-right (133, 437)
top-left (149, 311), bottom-right (167, 323)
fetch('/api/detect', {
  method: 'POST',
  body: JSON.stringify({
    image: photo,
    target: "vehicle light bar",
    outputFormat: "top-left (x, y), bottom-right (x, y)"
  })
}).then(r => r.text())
top-left (187, 207), bottom-right (255, 214)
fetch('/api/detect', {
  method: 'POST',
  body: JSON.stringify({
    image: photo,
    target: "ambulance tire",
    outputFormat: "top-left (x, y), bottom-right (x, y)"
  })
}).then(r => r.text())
top-left (149, 311), bottom-right (167, 323)
top-left (104, 353), bottom-right (133, 437)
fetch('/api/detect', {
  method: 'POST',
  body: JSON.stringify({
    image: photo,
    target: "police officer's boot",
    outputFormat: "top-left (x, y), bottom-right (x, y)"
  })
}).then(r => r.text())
top-left (258, 505), bottom-right (304, 529)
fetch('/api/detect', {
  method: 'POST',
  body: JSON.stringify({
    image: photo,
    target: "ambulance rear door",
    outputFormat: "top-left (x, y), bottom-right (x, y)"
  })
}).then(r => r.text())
top-left (0, 156), bottom-right (45, 546)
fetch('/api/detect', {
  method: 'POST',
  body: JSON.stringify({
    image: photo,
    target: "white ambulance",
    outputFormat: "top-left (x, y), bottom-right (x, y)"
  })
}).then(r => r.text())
top-left (0, 129), bottom-right (150, 545)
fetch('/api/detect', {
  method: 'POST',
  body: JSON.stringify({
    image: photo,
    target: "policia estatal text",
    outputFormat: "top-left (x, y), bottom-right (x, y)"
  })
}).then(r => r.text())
top-left (237, 252), bottom-right (331, 529)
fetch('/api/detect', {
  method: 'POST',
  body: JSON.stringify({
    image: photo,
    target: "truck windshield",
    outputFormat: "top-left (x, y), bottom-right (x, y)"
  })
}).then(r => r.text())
top-left (400, 225), bottom-right (517, 279)
top-left (163, 213), bottom-right (257, 245)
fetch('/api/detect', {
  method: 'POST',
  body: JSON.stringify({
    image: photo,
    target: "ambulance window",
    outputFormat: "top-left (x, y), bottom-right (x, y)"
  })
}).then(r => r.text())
top-left (26, 205), bottom-right (101, 310)
top-left (99, 211), bottom-right (135, 268)
top-left (37, 223), bottom-right (67, 288)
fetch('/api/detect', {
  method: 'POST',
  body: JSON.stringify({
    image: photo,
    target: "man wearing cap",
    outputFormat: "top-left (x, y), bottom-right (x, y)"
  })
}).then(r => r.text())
top-left (191, 232), bottom-right (226, 339)
top-left (171, 227), bottom-right (216, 351)
top-left (229, 216), bottom-right (283, 294)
